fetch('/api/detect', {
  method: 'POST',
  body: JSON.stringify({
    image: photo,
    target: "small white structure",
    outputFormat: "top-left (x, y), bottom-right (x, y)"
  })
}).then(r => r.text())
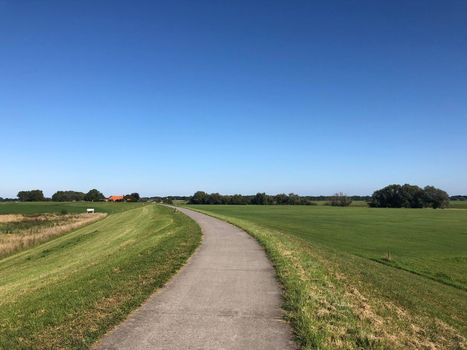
top-left (86, 208), bottom-right (95, 214)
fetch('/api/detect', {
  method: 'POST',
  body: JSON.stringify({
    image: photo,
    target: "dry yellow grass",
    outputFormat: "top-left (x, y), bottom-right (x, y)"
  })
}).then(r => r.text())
top-left (0, 214), bottom-right (24, 223)
top-left (0, 213), bottom-right (106, 257)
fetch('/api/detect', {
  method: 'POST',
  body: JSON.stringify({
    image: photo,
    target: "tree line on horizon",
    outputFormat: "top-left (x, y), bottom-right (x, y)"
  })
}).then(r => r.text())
top-left (188, 184), bottom-right (450, 209)
top-left (189, 191), bottom-right (358, 206)
top-left (11, 189), bottom-right (140, 202)
top-left (0, 185), bottom-right (459, 208)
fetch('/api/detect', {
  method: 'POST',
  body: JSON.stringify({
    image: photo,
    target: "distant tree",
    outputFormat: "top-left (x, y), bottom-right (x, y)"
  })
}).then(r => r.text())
top-left (207, 193), bottom-right (223, 204)
top-left (230, 194), bottom-right (248, 205)
top-left (190, 191), bottom-right (209, 204)
top-left (17, 191), bottom-right (28, 201)
top-left (52, 190), bottom-right (85, 202)
top-left (351, 195), bottom-right (371, 201)
top-left (302, 199), bottom-right (318, 205)
top-left (369, 184), bottom-right (449, 209)
top-left (329, 192), bottom-right (352, 207)
top-left (162, 197), bottom-right (173, 204)
top-left (369, 184), bottom-right (405, 208)
top-left (186, 191), bottom-right (360, 206)
top-left (124, 193), bottom-right (140, 202)
top-left (17, 190), bottom-right (45, 201)
top-left (252, 192), bottom-right (271, 205)
top-left (400, 184), bottom-right (425, 208)
top-left (450, 195), bottom-right (467, 201)
top-left (84, 189), bottom-right (105, 202)
top-left (423, 186), bottom-right (449, 209)
top-left (274, 193), bottom-right (289, 205)
top-left (288, 193), bottom-right (302, 205)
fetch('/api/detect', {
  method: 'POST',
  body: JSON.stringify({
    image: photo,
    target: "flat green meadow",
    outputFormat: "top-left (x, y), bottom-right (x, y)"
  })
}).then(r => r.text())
top-left (0, 201), bottom-right (144, 215)
top-left (189, 205), bottom-right (467, 349)
top-left (206, 205), bottom-right (467, 289)
top-left (0, 204), bottom-right (201, 349)
top-left (449, 200), bottom-right (467, 209)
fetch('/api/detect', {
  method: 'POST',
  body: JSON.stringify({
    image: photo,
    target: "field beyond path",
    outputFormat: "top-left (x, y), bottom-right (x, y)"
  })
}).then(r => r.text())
top-left (190, 205), bottom-right (467, 349)
top-left (95, 206), bottom-right (296, 350)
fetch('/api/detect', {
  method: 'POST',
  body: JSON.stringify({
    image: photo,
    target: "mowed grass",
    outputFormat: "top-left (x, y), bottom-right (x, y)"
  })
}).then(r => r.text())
top-left (315, 200), bottom-right (467, 208)
top-left (449, 200), bottom-right (467, 209)
top-left (0, 201), bottom-right (144, 215)
top-left (313, 200), bottom-right (368, 207)
top-left (189, 205), bottom-right (467, 349)
top-left (0, 204), bottom-right (201, 349)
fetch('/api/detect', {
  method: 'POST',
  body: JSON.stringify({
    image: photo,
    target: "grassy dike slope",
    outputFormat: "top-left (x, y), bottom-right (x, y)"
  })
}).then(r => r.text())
top-left (189, 205), bottom-right (466, 350)
top-left (0, 205), bottom-right (201, 349)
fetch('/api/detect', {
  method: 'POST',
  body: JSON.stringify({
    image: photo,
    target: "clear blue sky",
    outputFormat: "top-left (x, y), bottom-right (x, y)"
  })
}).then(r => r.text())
top-left (1, 0), bottom-right (466, 197)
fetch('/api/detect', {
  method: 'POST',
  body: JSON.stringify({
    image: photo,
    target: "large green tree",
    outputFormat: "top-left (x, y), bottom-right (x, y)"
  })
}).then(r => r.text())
top-left (84, 189), bottom-right (105, 202)
top-left (369, 184), bottom-right (449, 209)
top-left (123, 193), bottom-right (140, 202)
top-left (229, 194), bottom-right (248, 204)
top-left (274, 193), bottom-right (289, 205)
top-left (17, 190), bottom-right (45, 201)
top-left (251, 192), bottom-right (271, 205)
top-left (288, 193), bottom-right (302, 205)
top-left (207, 193), bottom-right (223, 204)
top-left (190, 191), bottom-right (209, 204)
top-left (52, 191), bottom-right (85, 202)
top-left (423, 186), bottom-right (449, 209)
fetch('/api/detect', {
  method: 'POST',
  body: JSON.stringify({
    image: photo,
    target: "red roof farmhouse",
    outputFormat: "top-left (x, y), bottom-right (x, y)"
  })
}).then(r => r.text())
top-left (108, 195), bottom-right (124, 202)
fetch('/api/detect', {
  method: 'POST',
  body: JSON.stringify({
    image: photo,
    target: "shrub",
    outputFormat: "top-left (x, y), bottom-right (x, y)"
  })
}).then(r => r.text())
top-left (329, 193), bottom-right (352, 207)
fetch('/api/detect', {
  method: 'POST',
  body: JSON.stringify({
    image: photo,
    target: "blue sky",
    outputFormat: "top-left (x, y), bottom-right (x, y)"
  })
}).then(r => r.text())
top-left (1, 0), bottom-right (466, 197)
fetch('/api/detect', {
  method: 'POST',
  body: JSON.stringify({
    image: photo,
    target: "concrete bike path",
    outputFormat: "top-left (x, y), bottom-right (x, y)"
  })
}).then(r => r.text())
top-left (95, 206), bottom-right (296, 350)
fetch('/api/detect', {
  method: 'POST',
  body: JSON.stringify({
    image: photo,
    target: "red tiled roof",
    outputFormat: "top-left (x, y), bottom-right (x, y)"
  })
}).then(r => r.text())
top-left (109, 195), bottom-right (124, 201)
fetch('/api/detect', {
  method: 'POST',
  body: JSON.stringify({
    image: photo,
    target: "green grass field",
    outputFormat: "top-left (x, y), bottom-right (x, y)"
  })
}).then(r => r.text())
top-left (0, 204), bottom-right (201, 349)
top-left (0, 201), bottom-right (144, 215)
top-left (189, 205), bottom-right (467, 349)
top-left (449, 200), bottom-right (467, 209)
top-left (312, 200), bottom-right (368, 207)
top-left (315, 200), bottom-right (466, 208)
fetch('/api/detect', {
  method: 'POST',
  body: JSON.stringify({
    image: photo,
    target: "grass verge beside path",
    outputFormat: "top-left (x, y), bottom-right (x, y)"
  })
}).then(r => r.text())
top-left (0, 205), bottom-right (201, 349)
top-left (189, 206), bottom-right (466, 350)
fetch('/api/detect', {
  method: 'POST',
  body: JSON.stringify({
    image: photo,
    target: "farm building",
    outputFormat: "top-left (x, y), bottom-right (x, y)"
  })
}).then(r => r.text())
top-left (108, 195), bottom-right (124, 202)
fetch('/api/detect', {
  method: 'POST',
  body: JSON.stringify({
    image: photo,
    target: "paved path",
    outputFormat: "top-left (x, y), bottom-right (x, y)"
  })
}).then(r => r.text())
top-left (95, 206), bottom-right (296, 350)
